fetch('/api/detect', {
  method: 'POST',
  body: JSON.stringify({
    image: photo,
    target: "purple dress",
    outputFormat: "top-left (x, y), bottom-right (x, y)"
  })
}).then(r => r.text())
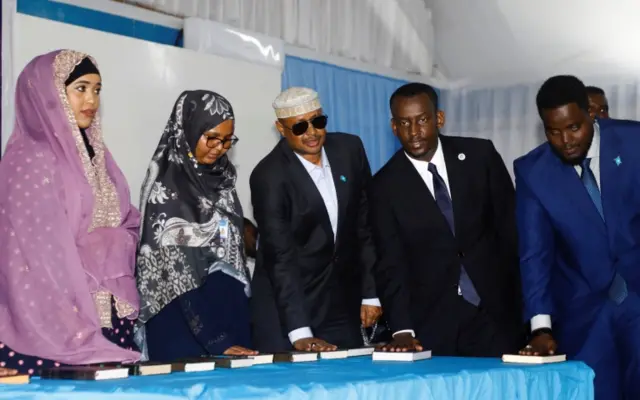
top-left (0, 298), bottom-right (137, 375)
top-left (1, 51), bottom-right (141, 372)
top-left (0, 127), bottom-right (138, 376)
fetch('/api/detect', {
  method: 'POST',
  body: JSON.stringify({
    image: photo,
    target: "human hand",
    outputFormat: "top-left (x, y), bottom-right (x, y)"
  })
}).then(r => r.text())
top-left (376, 332), bottom-right (423, 352)
top-left (0, 367), bottom-right (18, 377)
top-left (293, 337), bottom-right (337, 352)
top-left (519, 333), bottom-right (557, 356)
top-left (224, 345), bottom-right (259, 356)
top-left (360, 305), bottom-right (383, 328)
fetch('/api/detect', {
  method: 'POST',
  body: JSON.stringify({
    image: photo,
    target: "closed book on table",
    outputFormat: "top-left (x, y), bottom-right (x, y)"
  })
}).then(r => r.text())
top-left (372, 350), bottom-right (432, 362)
top-left (41, 366), bottom-right (129, 381)
top-left (273, 352), bottom-right (318, 363)
top-left (346, 347), bottom-right (375, 357)
top-left (93, 362), bottom-right (172, 376)
top-left (502, 354), bottom-right (567, 364)
top-left (319, 350), bottom-right (348, 359)
top-left (249, 354), bottom-right (274, 365)
top-left (123, 362), bottom-right (172, 376)
top-left (0, 374), bottom-right (30, 385)
top-left (171, 358), bottom-right (216, 373)
top-left (207, 356), bottom-right (254, 369)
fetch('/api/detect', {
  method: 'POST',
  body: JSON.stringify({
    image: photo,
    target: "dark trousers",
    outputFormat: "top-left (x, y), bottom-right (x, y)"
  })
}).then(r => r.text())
top-left (417, 291), bottom-right (524, 357)
top-left (146, 272), bottom-right (251, 361)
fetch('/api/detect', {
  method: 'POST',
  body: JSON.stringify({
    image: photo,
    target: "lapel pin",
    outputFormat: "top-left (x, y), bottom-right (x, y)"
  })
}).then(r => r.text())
top-left (340, 175), bottom-right (347, 182)
top-left (614, 156), bottom-right (622, 166)
top-left (458, 153), bottom-right (466, 161)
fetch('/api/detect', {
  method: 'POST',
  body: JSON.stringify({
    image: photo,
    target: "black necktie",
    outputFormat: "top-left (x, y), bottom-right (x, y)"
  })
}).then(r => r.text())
top-left (427, 162), bottom-right (480, 306)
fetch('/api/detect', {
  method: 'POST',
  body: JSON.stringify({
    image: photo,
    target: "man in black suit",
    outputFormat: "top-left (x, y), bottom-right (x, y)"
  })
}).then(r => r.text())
top-left (373, 83), bottom-right (524, 356)
top-left (250, 87), bottom-right (381, 352)
top-left (586, 86), bottom-right (610, 120)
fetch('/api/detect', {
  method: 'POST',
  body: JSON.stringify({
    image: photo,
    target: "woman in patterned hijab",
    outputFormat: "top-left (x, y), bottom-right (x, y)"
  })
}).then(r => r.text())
top-left (136, 90), bottom-right (256, 360)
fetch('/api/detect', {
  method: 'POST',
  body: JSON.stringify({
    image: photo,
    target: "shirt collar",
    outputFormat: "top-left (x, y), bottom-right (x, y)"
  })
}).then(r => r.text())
top-left (586, 122), bottom-right (600, 159)
top-left (295, 147), bottom-right (330, 172)
top-left (404, 136), bottom-right (445, 168)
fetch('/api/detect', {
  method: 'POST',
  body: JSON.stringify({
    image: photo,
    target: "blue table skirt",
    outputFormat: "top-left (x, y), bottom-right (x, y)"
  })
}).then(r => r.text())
top-left (0, 356), bottom-right (594, 400)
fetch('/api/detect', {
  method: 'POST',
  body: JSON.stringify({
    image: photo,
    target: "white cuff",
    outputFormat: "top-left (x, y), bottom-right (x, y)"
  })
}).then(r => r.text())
top-left (361, 298), bottom-right (381, 307)
top-left (288, 327), bottom-right (313, 344)
top-left (392, 329), bottom-right (415, 337)
top-left (531, 314), bottom-right (552, 332)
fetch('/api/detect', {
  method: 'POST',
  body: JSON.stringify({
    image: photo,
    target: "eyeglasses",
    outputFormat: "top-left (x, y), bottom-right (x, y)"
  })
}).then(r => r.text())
top-left (284, 115), bottom-right (328, 136)
top-left (205, 136), bottom-right (239, 149)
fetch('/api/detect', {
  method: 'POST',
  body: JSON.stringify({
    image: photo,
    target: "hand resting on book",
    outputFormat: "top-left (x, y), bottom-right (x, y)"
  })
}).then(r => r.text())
top-left (0, 367), bottom-right (18, 377)
top-left (376, 332), bottom-right (423, 352)
top-left (224, 346), bottom-right (259, 356)
top-left (293, 337), bottom-right (337, 352)
top-left (519, 333), bottom-right (557, 356)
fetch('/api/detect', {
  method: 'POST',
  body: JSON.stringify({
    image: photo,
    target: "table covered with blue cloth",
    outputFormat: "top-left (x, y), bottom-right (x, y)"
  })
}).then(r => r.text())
top-left (0, 356), bottom-right (594, 399)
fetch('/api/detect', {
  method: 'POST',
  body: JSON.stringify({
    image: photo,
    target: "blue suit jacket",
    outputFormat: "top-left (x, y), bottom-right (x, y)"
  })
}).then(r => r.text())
top-left (514, 118), bottom-right (640, 354)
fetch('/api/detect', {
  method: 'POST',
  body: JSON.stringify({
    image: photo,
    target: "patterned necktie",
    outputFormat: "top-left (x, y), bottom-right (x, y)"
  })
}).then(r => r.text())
top-left (580, 158), bottom-right (604, 220)
top-left (428, 163), bottom-right (481, 307)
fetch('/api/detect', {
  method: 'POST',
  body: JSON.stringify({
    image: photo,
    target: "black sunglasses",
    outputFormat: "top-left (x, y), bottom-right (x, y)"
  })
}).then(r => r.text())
top-left (205, 136), bottom-right (239, 149)
top-left (285, 115), bottom-right (328, 136)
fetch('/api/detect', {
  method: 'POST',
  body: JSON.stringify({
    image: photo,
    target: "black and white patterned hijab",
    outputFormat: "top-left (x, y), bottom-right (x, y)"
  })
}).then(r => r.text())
top-left (136, 90), bottom-right (249, 325)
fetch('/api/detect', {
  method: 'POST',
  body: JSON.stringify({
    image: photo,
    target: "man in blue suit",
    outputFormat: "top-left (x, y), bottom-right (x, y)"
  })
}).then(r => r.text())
top-left (515, 75), bottom-right (640, 399)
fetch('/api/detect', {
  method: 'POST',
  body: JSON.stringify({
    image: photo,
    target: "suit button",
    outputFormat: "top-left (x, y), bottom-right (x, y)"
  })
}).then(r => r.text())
top-left (458, 251), bottom-right (465, 258)
top-left (333, 256), bottom-right (339, 263)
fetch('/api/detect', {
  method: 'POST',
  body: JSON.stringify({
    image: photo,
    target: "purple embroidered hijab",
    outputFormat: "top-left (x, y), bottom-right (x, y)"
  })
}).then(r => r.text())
top-left (0, 50), bottom-right (141, 364)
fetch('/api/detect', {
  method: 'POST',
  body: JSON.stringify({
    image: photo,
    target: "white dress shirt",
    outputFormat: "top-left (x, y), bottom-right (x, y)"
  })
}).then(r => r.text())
top-left (530, 123), bottom-right (601, 332)
top-left (288, 148), bottom-right (381, 344)
top-left (390, 138), bottom-right (451, 339)
top-left (405, 138), bottom-right (452, 198)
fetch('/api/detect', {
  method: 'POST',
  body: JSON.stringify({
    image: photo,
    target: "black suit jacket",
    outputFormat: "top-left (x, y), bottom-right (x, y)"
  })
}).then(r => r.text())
top-left (250, 133), bottom-right (377, 351)
top-left (371, 135), bottom-right (522, 347)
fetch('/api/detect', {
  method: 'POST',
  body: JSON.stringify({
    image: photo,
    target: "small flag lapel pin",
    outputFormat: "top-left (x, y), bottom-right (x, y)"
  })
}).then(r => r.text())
top-left (614, 156), bottom-right (622, 166)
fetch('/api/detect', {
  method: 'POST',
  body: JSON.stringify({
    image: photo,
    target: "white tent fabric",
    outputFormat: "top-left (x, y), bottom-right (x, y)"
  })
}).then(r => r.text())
top-left (6, 0), bottom-right (640, 175)
top-left (425, 0), bottom-right (640, 85)
top-left (123, 0), bottom-right (640, 179)
top-left (183, 17), bottom-right (285, 70)
top-left (120, 0), bottom-right (435, 77)
top-left (442, 78), bottom-right (640, 178)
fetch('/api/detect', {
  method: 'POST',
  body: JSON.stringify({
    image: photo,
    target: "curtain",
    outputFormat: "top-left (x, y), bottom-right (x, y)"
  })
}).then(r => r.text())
top-left (440, 84), bottom-right (543, 179)
top-left (440, 78), bottom-right (640, 179)
top-left (282, 55), bottom-right (407, 173)
top-left (591, 78), bottom-right (640, 120)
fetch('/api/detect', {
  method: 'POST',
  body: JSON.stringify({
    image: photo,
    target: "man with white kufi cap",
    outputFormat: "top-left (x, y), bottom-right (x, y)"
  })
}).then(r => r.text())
top-left (249, 87), bottom-right (382, 353)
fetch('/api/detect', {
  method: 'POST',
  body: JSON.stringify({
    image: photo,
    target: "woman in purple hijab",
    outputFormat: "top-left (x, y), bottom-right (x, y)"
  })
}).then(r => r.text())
top-left (0, 50), bottom-right (141, 375)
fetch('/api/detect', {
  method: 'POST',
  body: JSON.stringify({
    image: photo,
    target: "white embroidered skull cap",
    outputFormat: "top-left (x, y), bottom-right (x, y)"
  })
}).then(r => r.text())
top-left (273, 87), bottom-right (322, 119)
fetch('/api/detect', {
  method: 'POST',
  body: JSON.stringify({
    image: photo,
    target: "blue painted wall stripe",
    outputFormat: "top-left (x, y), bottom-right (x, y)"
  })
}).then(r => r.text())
top-left (17, 0), bottom-right (181, 46)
